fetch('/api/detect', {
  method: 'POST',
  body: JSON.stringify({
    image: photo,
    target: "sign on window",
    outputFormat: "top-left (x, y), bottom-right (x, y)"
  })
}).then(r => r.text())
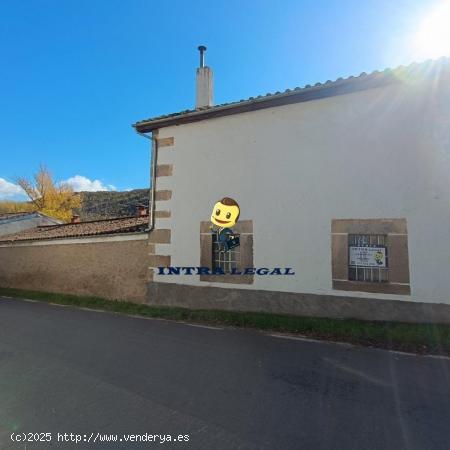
top-left (349, 246), bottom-right (386, 267)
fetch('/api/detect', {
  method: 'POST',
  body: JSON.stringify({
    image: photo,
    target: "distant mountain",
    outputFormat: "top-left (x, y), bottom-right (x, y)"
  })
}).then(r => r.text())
top-left (75, 189), bottom-right (150, 221)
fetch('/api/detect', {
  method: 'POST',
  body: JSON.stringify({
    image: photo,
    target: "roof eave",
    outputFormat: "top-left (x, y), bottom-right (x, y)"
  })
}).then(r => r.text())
top-left (133, 72), bottom-right (398, 133)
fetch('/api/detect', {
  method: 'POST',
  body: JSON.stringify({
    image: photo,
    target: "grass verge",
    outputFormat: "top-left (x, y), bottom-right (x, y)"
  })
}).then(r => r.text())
top-left (1, 287), bottom-right (449, 356)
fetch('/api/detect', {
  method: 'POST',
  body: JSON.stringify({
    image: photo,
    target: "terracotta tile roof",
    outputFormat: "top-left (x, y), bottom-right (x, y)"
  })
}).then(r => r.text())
top-left (133, 58), bottom-right (450, 133)
top-left (0, 215), bottom-right (149, 243)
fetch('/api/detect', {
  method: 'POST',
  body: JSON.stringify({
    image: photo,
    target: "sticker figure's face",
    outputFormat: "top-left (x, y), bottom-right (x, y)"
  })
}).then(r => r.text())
top-left (374, 251), bottom-right (384, 265)
top-left (211, 197), bottom-right (240, 228)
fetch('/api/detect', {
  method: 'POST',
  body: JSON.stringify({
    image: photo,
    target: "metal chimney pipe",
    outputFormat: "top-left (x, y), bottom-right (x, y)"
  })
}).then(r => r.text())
top-left (198, 45), bottom-right (206, 68)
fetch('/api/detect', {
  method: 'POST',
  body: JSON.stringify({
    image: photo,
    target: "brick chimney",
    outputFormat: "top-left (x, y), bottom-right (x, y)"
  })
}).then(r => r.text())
top-left (71, 215), bottom-right (81, 224)
top-left (196, 45), bottom-right (213, 109)
top-left (137, 205), bottom-right (147, 217)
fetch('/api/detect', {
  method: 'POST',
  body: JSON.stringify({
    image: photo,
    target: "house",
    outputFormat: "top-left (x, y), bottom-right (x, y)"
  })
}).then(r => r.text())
top-left (133, 48), bottom-right (450, 323)
top-left (0, 212), bottom-right (62, 236)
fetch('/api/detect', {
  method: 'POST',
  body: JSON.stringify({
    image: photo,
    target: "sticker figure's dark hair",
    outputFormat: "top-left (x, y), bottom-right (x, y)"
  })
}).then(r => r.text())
top-left (219, 197), bottom-right (240, 221)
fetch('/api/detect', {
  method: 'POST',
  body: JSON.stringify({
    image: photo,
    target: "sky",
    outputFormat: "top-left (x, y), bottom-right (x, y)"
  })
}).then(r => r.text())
top-left (0, 0), bottom-right (448, 199)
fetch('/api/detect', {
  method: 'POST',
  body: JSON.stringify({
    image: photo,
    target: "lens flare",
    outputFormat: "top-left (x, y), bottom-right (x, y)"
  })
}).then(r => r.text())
top-left (414, 1), bottom-right (450, 58)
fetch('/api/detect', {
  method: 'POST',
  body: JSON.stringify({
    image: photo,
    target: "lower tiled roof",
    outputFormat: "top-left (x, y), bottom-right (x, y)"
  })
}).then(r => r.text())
top-left (0, 215), bottom-right (149, 243)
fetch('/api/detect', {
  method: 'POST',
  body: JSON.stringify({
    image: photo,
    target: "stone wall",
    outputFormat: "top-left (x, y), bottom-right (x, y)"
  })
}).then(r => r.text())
top-left (0, 234), bottom-right (150, 303)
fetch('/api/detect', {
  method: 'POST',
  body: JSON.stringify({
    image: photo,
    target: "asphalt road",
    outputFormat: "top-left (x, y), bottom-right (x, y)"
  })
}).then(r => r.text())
top-left (0, 297), bottom-right (449, 450)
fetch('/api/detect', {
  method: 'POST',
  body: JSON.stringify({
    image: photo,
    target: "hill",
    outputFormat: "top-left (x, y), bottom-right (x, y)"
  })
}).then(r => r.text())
top-left (75, 189), bottom-right (149, 221)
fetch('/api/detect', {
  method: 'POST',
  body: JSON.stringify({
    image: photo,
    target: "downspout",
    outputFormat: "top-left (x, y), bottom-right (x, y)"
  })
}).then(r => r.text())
top-left (137, 130), bottom-right (158, 232)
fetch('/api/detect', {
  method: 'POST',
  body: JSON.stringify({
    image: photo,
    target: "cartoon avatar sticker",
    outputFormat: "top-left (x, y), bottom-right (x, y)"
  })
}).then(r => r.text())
top-left (374, 250), bottom-right (384, 265)
top-left (210, 197), bottom-right (240, 252)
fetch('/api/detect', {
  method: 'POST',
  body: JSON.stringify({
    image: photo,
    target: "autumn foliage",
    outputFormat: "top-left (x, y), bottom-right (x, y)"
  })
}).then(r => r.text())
top-left (0, 201), bottom-right (34, 214)
top-left (0, 166), bottom-right (81, 222)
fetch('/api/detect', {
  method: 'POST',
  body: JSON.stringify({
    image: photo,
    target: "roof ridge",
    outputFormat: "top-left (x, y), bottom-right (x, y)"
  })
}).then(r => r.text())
top-left (37, 214), bottom-right (149, 228)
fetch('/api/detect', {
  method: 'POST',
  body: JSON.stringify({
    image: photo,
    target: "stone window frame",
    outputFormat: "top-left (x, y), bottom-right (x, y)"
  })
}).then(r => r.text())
top-left (331, 219), bottom-right (411, 295)
top-left (200, 220), bottom-right (254, 284)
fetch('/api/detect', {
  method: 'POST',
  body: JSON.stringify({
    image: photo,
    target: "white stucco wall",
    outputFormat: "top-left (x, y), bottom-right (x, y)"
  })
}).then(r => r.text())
top-left (153, 76), bottom-right (450, 304)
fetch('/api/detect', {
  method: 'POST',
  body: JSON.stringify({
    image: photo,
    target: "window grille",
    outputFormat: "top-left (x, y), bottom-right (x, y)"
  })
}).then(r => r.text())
top-left (211, 232), bottom-right (240, 273)
top-left (348, 234), bottom-right (388, 282)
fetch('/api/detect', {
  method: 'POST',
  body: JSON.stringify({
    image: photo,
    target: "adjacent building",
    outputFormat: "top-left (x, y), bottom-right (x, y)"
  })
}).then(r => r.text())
top-left (0, 212), bottom-right (62, 236)
top-left (0, 212), bottom-right (149, 302)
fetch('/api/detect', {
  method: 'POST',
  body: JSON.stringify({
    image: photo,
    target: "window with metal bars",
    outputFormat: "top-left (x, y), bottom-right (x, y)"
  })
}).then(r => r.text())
top-left (211, 231), bottom-right (240, 273)
top-left (348, 234), bottom-right (389, 282)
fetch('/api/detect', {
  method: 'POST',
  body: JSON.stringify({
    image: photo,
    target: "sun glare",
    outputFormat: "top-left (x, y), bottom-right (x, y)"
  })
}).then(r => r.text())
top-left (414, 1), bottom-right (450, 59)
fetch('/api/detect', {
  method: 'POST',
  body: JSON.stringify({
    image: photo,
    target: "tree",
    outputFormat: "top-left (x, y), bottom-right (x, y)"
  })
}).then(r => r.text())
top-left (0, 200), bottom-right (34, 214)
top-left (16, 165), bottom-right (82, 221)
